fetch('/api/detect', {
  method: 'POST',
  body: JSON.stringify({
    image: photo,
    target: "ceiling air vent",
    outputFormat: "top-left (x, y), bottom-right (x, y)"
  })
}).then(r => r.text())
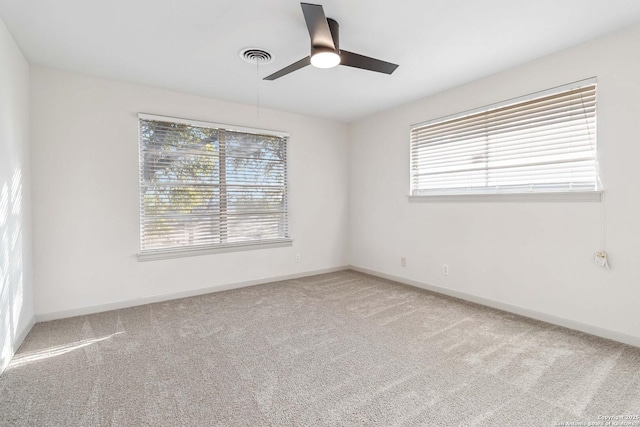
top-left (239, 48), bottom-right (273, 64)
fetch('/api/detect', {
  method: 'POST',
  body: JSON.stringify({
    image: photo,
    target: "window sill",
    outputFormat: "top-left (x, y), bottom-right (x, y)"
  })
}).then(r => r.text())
top-left (408, 191), bottom-right (602, 203)
top-left (137, 239), bottom-right (293, 262)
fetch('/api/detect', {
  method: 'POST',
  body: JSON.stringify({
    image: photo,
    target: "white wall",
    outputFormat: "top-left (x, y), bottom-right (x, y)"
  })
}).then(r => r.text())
top-left (349, 23), bottom-right (640, 343)
top-left (19, 20), bottom-right (640, 349)
top-left (30, 68), bottom-right (349, 318)
top-left (0, 16), bottom-right (34, 373)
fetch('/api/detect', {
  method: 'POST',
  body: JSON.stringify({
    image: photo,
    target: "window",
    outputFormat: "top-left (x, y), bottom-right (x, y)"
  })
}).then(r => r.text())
top-left (138, 114), bottom-right (290, 259)
top-left (409, 79), bottom-right (601, 201)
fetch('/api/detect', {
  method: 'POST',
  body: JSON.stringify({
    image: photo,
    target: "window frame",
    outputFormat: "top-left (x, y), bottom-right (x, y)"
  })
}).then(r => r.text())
top-left (136, 113), bottom-right (292, 261)
top-left (408, 78), bottom-right (603, 203)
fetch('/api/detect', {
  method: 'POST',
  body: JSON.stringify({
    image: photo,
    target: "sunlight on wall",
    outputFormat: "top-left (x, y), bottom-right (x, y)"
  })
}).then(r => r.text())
top-left (0, 180), bottom-right (11, 371)
top-left (10, 168), bottom-right (20, 215)
top-left (12, 269), bottom-right (23, 337)
top-left (0, 14), bottom-right (32, 375)
top-left (0, 168), bottom-right (25, 372)
top-left (0, 184), bottom-right (7, 226)
top-left (0, 305), bottom-right (10, 370)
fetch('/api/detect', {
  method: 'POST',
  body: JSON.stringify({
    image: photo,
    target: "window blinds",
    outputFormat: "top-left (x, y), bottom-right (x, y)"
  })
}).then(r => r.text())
top-left (410, 81), bottom-right (600, 196)
top-left (138, 114), bottom-right (289, 254)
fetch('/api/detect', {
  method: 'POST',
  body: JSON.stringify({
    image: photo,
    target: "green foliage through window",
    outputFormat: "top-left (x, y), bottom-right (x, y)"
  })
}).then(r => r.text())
top-left (138, 116), bottom-right (288, 252)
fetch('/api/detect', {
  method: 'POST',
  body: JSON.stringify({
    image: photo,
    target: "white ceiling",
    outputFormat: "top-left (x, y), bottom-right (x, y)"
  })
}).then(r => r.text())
top-left (2, 0), bottom-right (640, 122)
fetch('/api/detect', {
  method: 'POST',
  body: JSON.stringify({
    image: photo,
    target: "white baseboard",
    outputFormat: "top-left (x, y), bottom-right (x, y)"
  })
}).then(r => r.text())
top-left (36, 266), bottom-right (349, 322)
top-left (349, 265), bottom-right (640, 348)
top-left (35, 264), bottom-right (639, 348)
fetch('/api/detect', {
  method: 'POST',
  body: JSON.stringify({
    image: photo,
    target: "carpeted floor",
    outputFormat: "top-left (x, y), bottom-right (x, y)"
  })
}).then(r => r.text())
top-left (1, 270), bottom-right (639, 426)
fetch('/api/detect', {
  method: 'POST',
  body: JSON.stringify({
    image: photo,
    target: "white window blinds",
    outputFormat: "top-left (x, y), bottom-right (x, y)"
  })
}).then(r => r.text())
top-left (138, 114), bottom-right (289, 256)
top-left (410, 80), bottom-right (601, 197)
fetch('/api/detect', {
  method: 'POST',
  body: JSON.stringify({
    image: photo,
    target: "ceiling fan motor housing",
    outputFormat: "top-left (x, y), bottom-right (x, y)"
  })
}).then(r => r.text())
top-left (326, 18), bottom-right (340, 52)
top-left (310, 18), bottom-right (340, 68)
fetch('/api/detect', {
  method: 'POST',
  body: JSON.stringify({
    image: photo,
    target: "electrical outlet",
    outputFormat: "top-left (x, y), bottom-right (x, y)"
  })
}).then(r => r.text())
top-left (443, 264), bottom-right (449, 275)
top-left (401, 257), bottom-right (406, 267)
top-left (295, 253), bottom-right (301, 263)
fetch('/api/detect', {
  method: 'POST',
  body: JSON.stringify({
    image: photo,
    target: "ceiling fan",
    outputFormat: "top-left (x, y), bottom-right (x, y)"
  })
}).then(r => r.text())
top-left (264, 2), bottom-right (399, 81)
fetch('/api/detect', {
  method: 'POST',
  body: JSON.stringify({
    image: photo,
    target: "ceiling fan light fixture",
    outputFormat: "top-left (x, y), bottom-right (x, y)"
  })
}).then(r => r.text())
top-left (263, 3), bottom-right (398, 81)
top-left (311, 50), bottom-right (340, 68)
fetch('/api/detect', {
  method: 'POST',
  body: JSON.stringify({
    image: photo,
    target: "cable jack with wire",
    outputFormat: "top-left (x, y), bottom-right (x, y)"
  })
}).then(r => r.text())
top-left (594, 191), bottom-right (609, 269)
top-left (594, 251), bottom-right (609, 269)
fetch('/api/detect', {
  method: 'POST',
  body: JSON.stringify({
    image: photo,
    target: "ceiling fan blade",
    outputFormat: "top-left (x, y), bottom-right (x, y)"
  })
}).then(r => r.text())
top-left (263, 57), bottom-right (311, 81)
top-left (339, 50), bottom-right (399, 75)
top-left (301, 3), bottom-right (336, 50)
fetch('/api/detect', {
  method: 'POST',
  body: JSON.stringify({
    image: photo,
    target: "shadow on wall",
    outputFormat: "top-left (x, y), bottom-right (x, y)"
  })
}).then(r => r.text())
top-left (0, 167), bottom-right (25, 372)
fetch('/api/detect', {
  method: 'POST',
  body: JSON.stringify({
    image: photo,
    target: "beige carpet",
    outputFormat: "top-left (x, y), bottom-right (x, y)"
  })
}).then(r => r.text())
top-left (1, 270), bottom-right (639, 426)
